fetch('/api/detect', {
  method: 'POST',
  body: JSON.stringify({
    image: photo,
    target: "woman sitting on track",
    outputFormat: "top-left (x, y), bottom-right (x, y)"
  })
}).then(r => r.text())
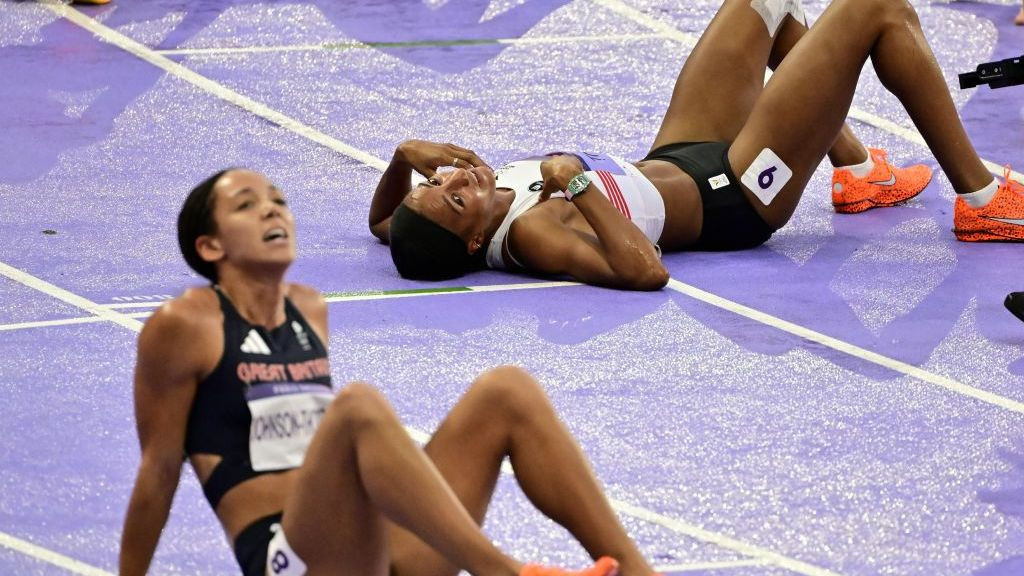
top-left (371, 0), bottom-right (1023, 291)
top-left (119, 168), bottom-right (659, 576)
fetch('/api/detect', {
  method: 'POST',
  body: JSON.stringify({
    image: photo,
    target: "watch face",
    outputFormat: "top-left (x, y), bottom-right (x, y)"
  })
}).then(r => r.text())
top-left (568, 174), bottom-right (590, 195)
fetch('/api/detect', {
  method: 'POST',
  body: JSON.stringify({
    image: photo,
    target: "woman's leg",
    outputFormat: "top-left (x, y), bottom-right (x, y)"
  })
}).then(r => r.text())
top-left (769, 16), bottom-right (868, 168)
top-left (651, 0), bottom-right (865, 167)
top-left (389, 366), bottom-right (653, 576)
top-left (727, 0), bottom-right (993, 228)
top-left (281, 382), bottom-right (521, 576)
top-left (649, 0), bottom-right (781, 149)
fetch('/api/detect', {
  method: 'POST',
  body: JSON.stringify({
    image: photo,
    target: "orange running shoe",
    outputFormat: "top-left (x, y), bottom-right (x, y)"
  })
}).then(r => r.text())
top-left (954, 166), bottom-right (1024, 242)
top-left (831, 148), bottom-right (933, 213)
top-left (520, 556), bottom-right (619, 576)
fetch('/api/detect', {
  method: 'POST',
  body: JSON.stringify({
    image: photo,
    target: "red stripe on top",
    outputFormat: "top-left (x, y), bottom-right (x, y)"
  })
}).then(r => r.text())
top-left (596, 170), bottom-right (631, 219)
top-left (595, 171), bottom-right (625, 216)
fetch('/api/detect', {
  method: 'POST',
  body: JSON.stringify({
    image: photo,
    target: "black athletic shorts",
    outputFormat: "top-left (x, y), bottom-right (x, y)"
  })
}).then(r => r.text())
top-left (234, 513), bottom-right (283, 576)
top-left (643, 141), bottom-right (775, 250)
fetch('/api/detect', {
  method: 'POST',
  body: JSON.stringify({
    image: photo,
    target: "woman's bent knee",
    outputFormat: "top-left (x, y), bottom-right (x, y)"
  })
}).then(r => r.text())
top-left (469, 366), bottom-right (550, 419)
top-left (326, 382), bottom-right (393, 429)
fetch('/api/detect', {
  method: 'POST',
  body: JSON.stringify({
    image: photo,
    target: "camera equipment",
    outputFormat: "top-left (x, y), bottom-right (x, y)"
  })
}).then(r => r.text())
top-left (959, 55), bottom-right (1024, 89)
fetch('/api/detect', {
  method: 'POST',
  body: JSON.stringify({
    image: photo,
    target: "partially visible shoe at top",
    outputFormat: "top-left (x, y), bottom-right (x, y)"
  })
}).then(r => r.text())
top-left (832, 147), bottom-right (932, 214)
top-left (520, 556), bottom-right (619, 576)
top-left (954, 167), bottom-right (1024, 242)
top-left (72, 0), bottom-right (112, 5)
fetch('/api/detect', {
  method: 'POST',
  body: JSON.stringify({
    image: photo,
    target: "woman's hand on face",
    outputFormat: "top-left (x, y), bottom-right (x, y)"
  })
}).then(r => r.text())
top-left (396, 140), bottom-right (489, 180)
top-left (539, 154), bottom-right (585, 202)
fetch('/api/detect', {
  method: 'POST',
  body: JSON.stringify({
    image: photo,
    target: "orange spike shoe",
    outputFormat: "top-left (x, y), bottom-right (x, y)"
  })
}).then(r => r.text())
top-left (831, 148), bottom-right (932, 213)
top-left (954, 167), bottom-right (1024, 242)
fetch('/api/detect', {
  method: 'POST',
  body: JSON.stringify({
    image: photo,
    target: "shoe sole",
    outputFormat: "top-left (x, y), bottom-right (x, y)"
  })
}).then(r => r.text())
top-left (954, 228), bottom-right (1024, 242)
top-left (832, 188), bottom-right (926, 214)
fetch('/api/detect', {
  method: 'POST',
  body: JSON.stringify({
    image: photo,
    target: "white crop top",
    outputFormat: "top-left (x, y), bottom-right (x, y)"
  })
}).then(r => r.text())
top-left (485, 152), bottom-right (665, 270)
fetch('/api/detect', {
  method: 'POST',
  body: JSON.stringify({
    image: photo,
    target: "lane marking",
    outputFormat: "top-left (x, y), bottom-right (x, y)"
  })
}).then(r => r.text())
top-left (0, 313), bottom-right (151, 332)
top-left (655, 559), bottom-right (771, 572)
top-left (95, 280), bottom-right (579, 309)
top-left (157, 33), bottom-right (667, 56)
top-left (0, 262), bottom-right (143, 332)
top-left (0, 532), bottom-right (113, 576)
top-left (667, 278), bottom-right (1024, 414)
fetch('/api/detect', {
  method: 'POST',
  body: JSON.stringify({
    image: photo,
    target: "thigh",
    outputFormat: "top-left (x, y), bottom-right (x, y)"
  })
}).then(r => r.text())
top-left (727, 0), bottom-right (883, 227)
top-left (650, 0), bottom-right (789, 150)
top-left (281, 413), bottom-right (391, 576)
top-left (389, 383), bottom-right (511, 576)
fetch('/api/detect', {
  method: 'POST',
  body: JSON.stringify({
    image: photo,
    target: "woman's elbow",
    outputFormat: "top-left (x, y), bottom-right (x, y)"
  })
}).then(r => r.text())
top-left (619, 263), bottom-right (669, 291)
top-left (636, 267), bottom-right (670, 290)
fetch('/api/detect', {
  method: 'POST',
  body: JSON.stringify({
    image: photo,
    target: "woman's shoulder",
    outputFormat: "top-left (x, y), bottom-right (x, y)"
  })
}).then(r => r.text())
top-left (285, 283), bottom-right (328, 336)
top-left (143, 287), bottom-right (221, 339)
top-left (286, 283), bottom-right (326, 317)
top-left (285, 283), bottom-right (324, 307)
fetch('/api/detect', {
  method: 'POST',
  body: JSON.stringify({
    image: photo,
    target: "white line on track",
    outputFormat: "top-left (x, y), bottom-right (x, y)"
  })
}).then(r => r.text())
top-left (655, 559), bottom-right (771, 572)
top-left (0, 313), bottom-right (151, 332)
top-left (667, 279), bottom-right (1024, 414)
top-left (0, 262), bottom-right (143, 332)
top-left (0, 532), bottom-right (114, 576)
top-left (156, 34), bottom-right (669, 56)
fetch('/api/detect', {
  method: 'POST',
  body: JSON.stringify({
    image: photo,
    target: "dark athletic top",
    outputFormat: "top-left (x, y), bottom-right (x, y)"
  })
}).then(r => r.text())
top-left (184, 287), bottom-right (332, 509)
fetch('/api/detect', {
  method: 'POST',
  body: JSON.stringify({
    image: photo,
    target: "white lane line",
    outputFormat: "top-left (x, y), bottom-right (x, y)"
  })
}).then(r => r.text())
top-left (101, 301), bottom-right (171, 309)
top-left (0, 313), bottom-right (151, 332)
top-left (590, 0), bottom-right (698, 49)
top-left (0, 532), bottom-right (113, 576)
top-left (609, 498), bottom-right (838, 576)
top-left (156, 34), bottom-right (667, 56)
top-left (655, 559), bottom-right (771, 572)
top-left (92, 281), bottom-right (581, 309)
top-left (0, 262), bottom-right (143, 332)
top-left (667, 278), bottom-right (1024, 414)
top-left (465, 280), bottom-right (579, 293)
top-left (592, 0), bottom-right (1024, 182)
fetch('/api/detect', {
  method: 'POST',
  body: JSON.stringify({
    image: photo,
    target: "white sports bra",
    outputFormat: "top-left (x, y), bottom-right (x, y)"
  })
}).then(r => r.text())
top-left (485, 152), bottom-right (665, 270)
